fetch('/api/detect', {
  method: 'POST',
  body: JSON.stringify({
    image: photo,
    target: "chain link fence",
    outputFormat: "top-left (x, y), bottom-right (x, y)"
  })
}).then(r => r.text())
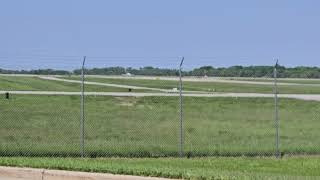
top-left (0, 57), bottom-right (319, 157)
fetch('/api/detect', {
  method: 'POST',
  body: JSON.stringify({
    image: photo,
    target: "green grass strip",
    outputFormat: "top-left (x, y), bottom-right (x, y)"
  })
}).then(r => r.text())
top-left (0, 157), bottom-right (320, 179)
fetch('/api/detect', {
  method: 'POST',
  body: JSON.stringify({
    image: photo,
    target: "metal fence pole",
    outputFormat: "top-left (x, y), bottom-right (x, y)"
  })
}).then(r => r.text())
top-left (80, 56), bottom-right (86, 157)
top-left (274, 59), bottom-right (280, 158)
top-left (179, 56), bottom-right (184, 157)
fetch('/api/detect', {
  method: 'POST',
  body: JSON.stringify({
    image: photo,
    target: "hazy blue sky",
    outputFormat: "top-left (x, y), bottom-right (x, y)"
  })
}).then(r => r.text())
top-left (1, 0), bottom-right (320, 69)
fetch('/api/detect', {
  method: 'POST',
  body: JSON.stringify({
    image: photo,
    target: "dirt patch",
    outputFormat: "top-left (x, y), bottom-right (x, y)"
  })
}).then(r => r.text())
top-left (115, 97), bottom-right (139, 106)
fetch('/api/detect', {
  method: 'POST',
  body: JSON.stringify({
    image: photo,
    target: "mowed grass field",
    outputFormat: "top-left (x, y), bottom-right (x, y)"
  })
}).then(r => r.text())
top-left (0, 76), bottom-right (149, 92)
top-left (63, 76), bottom-right (320, 94)
top-left (1, 94), bottom-right (319, 157)
top-left (1, 157), bottom-right (320, 179)
top-left (1, 75), bottom-right (320, 94)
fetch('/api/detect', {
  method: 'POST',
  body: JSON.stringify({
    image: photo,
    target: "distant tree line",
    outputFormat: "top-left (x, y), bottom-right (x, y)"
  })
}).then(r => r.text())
top-left (1, 65), bottom-right (320, 78)
top-left (188, 65), bottom-right (320, 78)
top-left (0, 68), bottom-right (71, 75)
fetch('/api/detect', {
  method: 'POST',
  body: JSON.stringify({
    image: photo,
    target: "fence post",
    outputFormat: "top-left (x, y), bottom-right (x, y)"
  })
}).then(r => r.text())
top-left (80, 56), bottom-right (86, 157)
top-left (274, 59), bottom-right (280, 158)
top-left (179, 57), bottom-right (184, 157)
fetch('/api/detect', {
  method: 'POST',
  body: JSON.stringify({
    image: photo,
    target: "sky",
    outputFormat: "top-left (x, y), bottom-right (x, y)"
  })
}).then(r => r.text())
top-left (0, 0), bottom-right (320, 70)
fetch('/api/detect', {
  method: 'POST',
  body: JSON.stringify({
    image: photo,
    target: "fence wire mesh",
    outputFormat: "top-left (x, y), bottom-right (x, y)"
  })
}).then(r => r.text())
top-left (0, 57), bottom-right (319, 157)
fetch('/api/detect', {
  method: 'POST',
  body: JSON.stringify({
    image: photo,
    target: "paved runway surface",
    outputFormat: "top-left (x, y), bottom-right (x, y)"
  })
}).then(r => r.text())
top-left (0, 178), bottom-right (25, 180)
top-left (1, 91), bottom-right (320, 101)
top-left (0, 177), bottom-right (29, 180)
top-left (0, 166), bottom-right (172, 180)
top-left (39, 76), bottom-right (207, 93)
top-left (39, 76), bottom-right (170, 92)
